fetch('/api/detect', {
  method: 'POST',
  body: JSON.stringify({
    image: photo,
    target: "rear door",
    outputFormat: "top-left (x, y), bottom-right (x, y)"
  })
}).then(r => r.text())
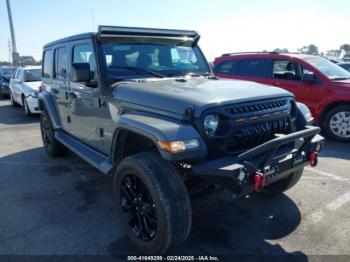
top-left (10, 69), bottom-right (21, 102)
top-left (52, 46), bottom-right (71, 131)
top-left (16, 69), bottom-right (25, 105)
top-left (215, 58), bottom-right (273, 85)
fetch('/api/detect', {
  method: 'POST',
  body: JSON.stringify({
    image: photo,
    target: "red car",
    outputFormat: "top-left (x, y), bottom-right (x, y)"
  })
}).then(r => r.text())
top-left (213, 52), bottom-right (350, 142)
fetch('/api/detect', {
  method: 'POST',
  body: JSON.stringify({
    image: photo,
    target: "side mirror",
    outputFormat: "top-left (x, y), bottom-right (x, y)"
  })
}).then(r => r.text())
top-left (71, 63), bottom-right (91, 82)
top-left (302, 73), bottom-right (317, 83)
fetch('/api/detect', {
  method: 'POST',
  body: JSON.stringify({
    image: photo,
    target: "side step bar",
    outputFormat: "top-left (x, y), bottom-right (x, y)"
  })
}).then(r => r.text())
top-left (55, 130), bottom-right (113, 174)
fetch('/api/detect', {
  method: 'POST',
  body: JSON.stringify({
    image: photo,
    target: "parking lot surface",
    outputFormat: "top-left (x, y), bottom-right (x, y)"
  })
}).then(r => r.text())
top-left (0, 99), bottom-right (349, 259)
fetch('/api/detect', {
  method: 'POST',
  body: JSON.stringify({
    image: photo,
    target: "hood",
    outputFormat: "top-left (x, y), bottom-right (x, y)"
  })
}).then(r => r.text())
top-left (113, 78), bottom-right (293, 117)
top-left (332, 79), bottom-right (350, 86)
top-left (24, 81), bottom-right (42, 91)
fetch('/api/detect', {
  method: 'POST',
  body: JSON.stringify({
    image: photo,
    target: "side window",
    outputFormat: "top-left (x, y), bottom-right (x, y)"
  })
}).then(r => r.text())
top-left (273, 60), bottom-right (302, 81)
top-left (13, 70), bottom-right (19, 79)
top-left (236, 59), bottom-right (269, 77)
top-left (18, 70), bottom-right (24, 81)
top-left (43, 49), bottom-right (54, 78)
top-left (214, 60), bottom-right (237, 74)
top-left (55, 47), bottom-right (68, 79)
top-left (72, 44), bottom-right (97, 82)
top-left (302, 68), bottom-right (313, 75)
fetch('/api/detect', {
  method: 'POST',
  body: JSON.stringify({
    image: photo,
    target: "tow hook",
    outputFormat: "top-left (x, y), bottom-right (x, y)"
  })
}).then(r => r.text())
top-left (254, 172), bottom-right (267, 192)
top-left (308, 152), bottom-right (319, 167)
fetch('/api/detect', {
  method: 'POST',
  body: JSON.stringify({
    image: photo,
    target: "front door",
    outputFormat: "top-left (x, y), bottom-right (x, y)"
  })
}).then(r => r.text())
top-left (269, 59), bottom-right (321, 113)
top-left (68, 41), bottom-right (105, 153)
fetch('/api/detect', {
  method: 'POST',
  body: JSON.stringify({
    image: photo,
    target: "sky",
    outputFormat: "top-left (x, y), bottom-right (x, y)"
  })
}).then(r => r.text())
top-left (1, 0), bottom-right (350, 62)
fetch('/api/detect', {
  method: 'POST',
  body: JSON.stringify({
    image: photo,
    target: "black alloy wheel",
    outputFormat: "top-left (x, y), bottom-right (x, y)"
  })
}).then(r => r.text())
top-left (120, 174), bottom-right (158, 241)
top-left (114, 152), bottom-right (192, 254)
top-left (40, 110), bottom-right (68, 157)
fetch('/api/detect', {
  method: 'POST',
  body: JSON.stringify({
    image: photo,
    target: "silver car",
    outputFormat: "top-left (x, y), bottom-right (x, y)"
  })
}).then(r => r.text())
top-left (9, 66), bottom-right (42, 116)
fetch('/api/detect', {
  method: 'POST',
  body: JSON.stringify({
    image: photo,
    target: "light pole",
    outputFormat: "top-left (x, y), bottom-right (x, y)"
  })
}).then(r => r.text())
top-left (5, 0), bottom-right (20, 66)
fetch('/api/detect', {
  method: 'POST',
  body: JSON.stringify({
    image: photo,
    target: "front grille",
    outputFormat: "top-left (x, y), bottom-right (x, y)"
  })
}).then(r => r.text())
top-left (203, 98), bottom-right (293, 157)
top-left (231, 117), bottom-right (290, 150)
top-left (226, 99), bottom-right (288, 115)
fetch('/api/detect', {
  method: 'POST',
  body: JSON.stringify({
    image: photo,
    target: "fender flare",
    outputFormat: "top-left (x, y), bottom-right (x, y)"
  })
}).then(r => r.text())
top-left (110, 113), bottom-right (207, 162)
top-left (38, 92), bottom-right (61, 130)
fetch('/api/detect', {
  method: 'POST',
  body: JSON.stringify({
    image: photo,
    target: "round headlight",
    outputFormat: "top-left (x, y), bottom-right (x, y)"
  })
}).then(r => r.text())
top-left (204, 114), bottom-right (219, 136)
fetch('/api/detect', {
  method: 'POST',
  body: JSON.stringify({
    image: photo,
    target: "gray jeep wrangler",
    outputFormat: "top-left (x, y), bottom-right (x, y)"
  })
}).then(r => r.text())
top-left (39, 26), bottom-right (324, 254)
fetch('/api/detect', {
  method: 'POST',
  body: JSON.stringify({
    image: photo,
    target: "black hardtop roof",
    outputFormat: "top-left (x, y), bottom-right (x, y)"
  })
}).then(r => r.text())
top-left (44, 32), bottom-right (95, 48)
top-left (44, 26), bottom-right (199, 49)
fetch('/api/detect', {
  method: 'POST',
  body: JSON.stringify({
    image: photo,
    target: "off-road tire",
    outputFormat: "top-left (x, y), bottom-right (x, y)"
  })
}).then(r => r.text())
top-left (322, 105), bottom-right (350, 142)
top-left (114, 152), bottom-right (192, 254)
top-left (261, 168), bottom-right (303, 195)
top-left (10, 92), bottom-right (19, 107)
top-left (40, 109), bottom-right (68, 157)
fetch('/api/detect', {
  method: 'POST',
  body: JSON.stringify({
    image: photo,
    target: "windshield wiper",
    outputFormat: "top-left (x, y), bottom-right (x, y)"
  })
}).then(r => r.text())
top-left (109, 66), bottom-right (165, 78)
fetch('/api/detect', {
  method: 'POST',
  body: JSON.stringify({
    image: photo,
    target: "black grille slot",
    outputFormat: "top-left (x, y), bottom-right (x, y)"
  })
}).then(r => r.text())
top-left (203, 98), bottom-right (293, 157)
top-left (232, 117), bottom-right (290, 151)
top-left (226, 99), bottom-right (288, 115)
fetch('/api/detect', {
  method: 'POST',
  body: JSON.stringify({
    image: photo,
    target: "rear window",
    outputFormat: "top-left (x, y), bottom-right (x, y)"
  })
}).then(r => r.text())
top-left (214, 60), bottom-right (237, 74)
top-left (24, 69), bottom-right (41, 82)
top-left (43, 50), bottom-right (54, 78)
top-left (236, 59), bottom-right (270, 77)
top-left (56, 47), bottom-right (68, 79)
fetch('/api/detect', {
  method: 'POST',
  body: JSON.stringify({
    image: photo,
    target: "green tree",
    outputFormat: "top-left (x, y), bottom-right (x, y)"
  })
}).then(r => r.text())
top-left (298, 44), bottom-right (319, 55)
top-left (340, 44), bottom-right (350, 54)
top-left (273, 48), bottom-right (289, 53)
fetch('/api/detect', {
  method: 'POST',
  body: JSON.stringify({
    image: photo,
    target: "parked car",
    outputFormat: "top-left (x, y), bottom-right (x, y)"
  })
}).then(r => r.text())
top-left (343, 55), bottom-right (350, 62)
top-left (39, 26), bottom-right (324, 254)
top-left (338, 62), bottom-right (350, 72)
top-left (213, 52), bottom-right (350, 142)
top-left (9, 66), bottom-right (42, 116)
top-left (0, 66), bottom-right (16, 99)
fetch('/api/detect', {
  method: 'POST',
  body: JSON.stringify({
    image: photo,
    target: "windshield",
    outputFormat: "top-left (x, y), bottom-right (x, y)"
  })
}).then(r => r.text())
top-left (304, 56), bottom-right (350, 80)
top-left (102, 43), bottom-right (210, 78)
top-left (24, 69), bottom-right (41, 82)
top-left (1, 68), bottom-right (15, 77)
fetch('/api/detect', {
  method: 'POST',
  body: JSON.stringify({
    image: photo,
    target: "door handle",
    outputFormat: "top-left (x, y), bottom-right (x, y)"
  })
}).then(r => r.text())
top-left (51, 88), bottom-right (59, 94)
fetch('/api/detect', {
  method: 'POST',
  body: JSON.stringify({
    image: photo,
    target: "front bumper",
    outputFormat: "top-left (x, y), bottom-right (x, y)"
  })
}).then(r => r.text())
top-left (26, 96), bottom-right (41, 114)
top-left (192, 126), bottom-right (324, 196)
top-left (0, 86), bottom-right (10, 96)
